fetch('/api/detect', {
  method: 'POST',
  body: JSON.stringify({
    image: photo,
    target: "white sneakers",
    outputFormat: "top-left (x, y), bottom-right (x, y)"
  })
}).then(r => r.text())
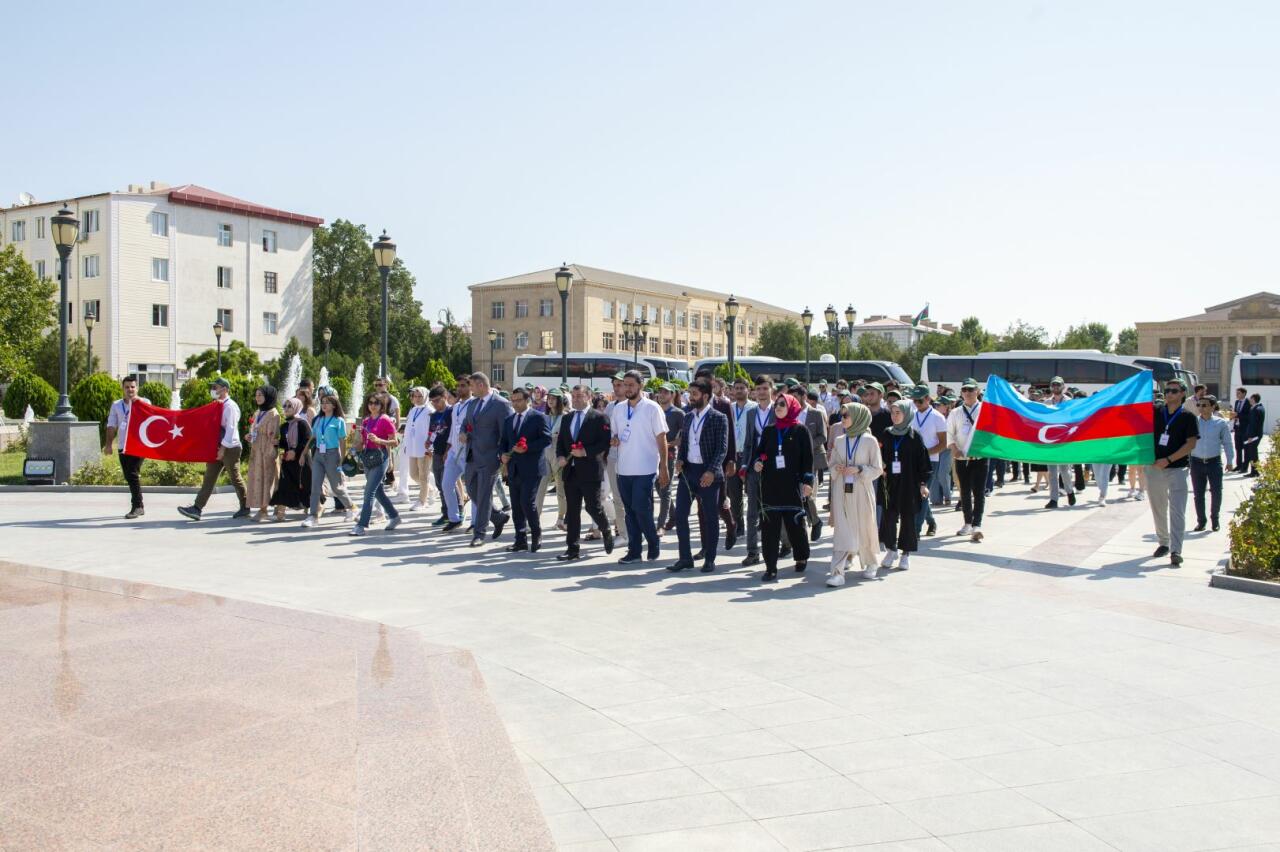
top-left (957, 524), bottom-right (973, 536)
top-left (385, 517), bottom-right (402, 531)
top-left (301, 516), bottom-right (315, 528)
top-left (862, 564), bottom-right (878, 580)
top-left (826, 573), bottom-right (846, 588)
top-left (343, 510), bottom-right (356, 522)
top-left (349, 525), bottom-right (367, 537)
top-left (898, 554), bottom-right (911, 570)
top-left (881, 550), bottom-right (899, 568)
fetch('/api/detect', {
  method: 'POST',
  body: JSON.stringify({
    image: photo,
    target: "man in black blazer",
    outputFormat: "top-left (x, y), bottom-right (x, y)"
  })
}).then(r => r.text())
top-left (738, 375), bottom-right (775, 567)
top-left (1232, 387), bottom-right (1252, 472)
top-left (669, 378), bottom-right (729, 573)
top-left (1245, 393), bottom-right (1267, 477)
top-left (556, 385), bottom-right (614, 560)
top-left (500, 388), bottom-right (553, 552)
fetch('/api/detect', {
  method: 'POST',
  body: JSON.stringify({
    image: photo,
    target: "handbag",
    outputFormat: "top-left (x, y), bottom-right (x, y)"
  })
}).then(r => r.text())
top-left (359, 447), bottom-right (386, 470)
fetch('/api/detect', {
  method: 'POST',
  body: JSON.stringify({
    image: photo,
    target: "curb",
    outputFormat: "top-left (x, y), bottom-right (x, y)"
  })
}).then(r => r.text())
top-left (0, 485), bottom-right (237, 494)
top-left (1210, 563), bottom-right (1280, 599)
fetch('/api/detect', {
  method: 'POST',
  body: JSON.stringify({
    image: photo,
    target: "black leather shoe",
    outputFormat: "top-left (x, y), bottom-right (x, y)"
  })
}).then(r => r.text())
top-left (699, 562), bottom-right (716, 573)
top-left (432, 516), bottom-right (448, 526)
top-left (667, 560), bottom-right (694, 572)
top-left (693, 550), bottom-right (704, 561)
top-left (810, 522), bottom-right (822, 542)
top-left (177, 505), bottom-right (202, 520)
top-left (725, 526), bottom-right (737, 551)
top-left (619, 553), bottom-right (643, 565)
top-left (492, 512), bottom-right (509, 540)
top-left (761, 570), bottom-right (778, 583)
top-left (556, 551), bottom-right (580, 562)
top-left (741, 552), bottom-right (761, 567)
top-left (1067, 493), bottom-right (1077, 506)
top-left (442, 520), bottom-right (462, 532)
top-left (925, 521), bottom-right (937, 537)
top-left (530, 533), bottom-right (542, 552)
top-left (1044, 500), bottom-right (1059, 509)
top-left (794, 560), bottom-right (807, 573)
top-left (1153, 545), bottom-right (1170, 558)
top-left (647, 545), bottom-right (660, 561)
top-left (1212, 521), bottom-right (1220, 532)
top-left (1193, 522), bottom-right (1206, 532)
top-left (602, 528), bottom-right (615, 554)
top-left (1170, 552), bottom-right (1183, 566)
top-left (469, 535), bottom-right (484, 548)
top-left (506, 539), bottom-right (528, 553)
top-left (232, 507), bottom-right (251, 519)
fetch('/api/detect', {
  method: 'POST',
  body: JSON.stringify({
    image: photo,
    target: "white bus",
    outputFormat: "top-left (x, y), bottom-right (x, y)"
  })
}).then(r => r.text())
top-left (920, 350), bottom-right (1196, 395)
top-left (1231, 352), bottom-right (1280, 421)
top-left (512, 353), bottom-right (692, 388)
top-left (692, 355), bottom-right (913, 386)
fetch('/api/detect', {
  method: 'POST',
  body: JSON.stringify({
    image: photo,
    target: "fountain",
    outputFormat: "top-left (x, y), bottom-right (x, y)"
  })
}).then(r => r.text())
top-left (281, 354), bottom-right (302, 402)
top-left (349, 364), bottom-right (365, 420)
top-left (318, 366), bottom-right (329, 390)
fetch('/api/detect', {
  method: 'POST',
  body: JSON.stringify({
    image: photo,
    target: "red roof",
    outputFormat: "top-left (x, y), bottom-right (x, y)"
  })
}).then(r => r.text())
top-left (162, 184), bottom-right (323, 228)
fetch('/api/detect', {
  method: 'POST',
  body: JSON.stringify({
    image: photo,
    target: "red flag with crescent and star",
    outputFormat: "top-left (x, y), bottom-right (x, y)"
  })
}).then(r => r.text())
top-left (122, 399), bottom-right (223, 463)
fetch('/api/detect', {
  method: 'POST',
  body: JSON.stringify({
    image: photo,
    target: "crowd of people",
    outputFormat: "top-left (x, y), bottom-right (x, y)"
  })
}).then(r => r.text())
top-left (98, 366), bottom-right (1264, 587)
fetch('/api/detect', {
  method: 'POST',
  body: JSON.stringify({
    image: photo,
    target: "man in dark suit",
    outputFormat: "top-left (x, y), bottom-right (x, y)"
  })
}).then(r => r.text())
top-left (1232, 387), bottom-right (1252, 472)
top-left (739, 375), bottom-right (775, 567)
top-left (669, 377), bottom-right (729, 574)
top-left (500, 387), bottom-right (553, 552)
top-left (1245, 393), bottom-right (1266, 477)
top-left (556, 385), bottom-right (614, 561)
top-left (462, 372), bottom-right (513, 547)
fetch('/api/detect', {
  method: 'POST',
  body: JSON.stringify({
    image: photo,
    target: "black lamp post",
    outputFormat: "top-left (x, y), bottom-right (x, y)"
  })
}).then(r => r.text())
top-left (725, 295), bottom-right (740, 373)
top-left (213, 321), bottom-right (224, 374)
top-left (555, 264), bottom-right (571, 386)
top-left (322, 326), bottom-right (333, 370)
top-left (801, 307), bottom-right (813, 384)
top-left (623, 319), bottom-right (648, 370)
top-left (844, 304), bottom-right (858, 364)
top-left (372, 231), bottom-right (396, 378)
top-left (84, 312), bottom-right (96, 375)
top-left (824, 305), bottom-right (839, 385)
top-left (49, 205), bottom-right (79, 421)
top-left (487, 328), bottom-right (497, 379)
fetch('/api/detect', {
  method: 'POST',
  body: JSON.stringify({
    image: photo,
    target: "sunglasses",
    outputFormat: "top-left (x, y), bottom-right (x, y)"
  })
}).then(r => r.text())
top-left (1196, 402), bottom-right (1213, 408)
top-left (1163, 388), bottom-right (1182, 395)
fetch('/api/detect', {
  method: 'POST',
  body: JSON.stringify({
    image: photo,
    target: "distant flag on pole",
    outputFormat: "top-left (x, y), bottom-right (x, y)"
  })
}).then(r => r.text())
top-left (967, 371), bottom-right (1156, 465)
top-left (912, 304), bottom-right (930, 325)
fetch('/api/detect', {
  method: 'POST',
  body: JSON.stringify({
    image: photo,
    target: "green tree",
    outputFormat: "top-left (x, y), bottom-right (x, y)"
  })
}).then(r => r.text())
top-left (713, 362), bottom-right (752, 384)
top-left (185, 339), bottom-right (263, 379)
top-left (2, 373), bottom-right (58, 419)
top-left (752, 320), bottom-right (807, 360)
top-left (0, 246), bottom-right (56, 382)
top-left (853, 334), bottom-right (903, 363)
top-left (1057, 322), bottom-right (1113, 352)
top-left (997, 320), bottom-right (1049, 351)
top-left (900, 332), bottom-right (977, 382)
top-left (435, 312), bottom-right (473, 376)
top-left (138, 380), bottom-right (174, 407)
top-left (70, 372), bottom-right (122, 438)
top-left (416, 358), bottom-right (457, 391)
top-left (1115, 326), bottom-right (1138, 355)
top-left (32, 332), bottom-right (100, 391)
top-left (956, 317), bottom-right (995, 353)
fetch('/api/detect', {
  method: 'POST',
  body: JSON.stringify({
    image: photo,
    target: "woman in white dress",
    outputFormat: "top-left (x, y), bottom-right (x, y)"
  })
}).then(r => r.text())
top-left (827, 402), bottom-right (883, 586)
top-left (402, 387), bottom-right (433, 511)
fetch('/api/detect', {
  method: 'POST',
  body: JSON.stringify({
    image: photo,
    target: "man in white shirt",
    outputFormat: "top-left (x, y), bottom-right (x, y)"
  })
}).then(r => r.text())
top-left (726, 377), bottom-right (757, 555)
top-left (947, 378), bottom-right (986, 542)
top-left (601, 373), bottom-right (628, 545)
top-left (1043, 377), bottom-right (1077, 509)
top-left (179, 376), bottom-right (249, 520)
top-left (103, 374), bottom-right (150, 519)
top-left (909, 386), bottom-right (948, 537)
top-left (610, 370), bottom-right (670, 563)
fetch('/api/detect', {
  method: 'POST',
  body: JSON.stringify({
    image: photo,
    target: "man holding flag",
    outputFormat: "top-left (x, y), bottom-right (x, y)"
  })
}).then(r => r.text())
top-left (103, 374), bottom-right (150, 520)
top-left (1148, 378), bottom-right (1198, 566)
top-left (177, 377), bottom-right (250, 521)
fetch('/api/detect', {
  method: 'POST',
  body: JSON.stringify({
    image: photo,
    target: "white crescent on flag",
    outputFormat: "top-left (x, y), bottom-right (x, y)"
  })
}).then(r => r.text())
top-left (1037, 423), bottom-right (1078, 444)
top-left (137, 415), bottom-right (169, 448)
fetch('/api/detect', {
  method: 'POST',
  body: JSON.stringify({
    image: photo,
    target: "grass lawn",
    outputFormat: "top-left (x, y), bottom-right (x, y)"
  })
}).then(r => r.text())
top-left (0, 453), bottom-right (25, 485)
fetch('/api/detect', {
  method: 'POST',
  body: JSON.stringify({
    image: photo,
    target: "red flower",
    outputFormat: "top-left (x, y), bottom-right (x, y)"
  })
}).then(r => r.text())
top-left (572, 441), bottom-right (584, 450)
top-left (515, 436), bottom-right (528, 449)
top-left (465, 423), bottom-right (473, 433)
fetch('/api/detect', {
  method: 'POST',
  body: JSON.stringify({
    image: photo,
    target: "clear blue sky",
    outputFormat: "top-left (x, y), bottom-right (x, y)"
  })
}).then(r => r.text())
top-left (3, 1), bottom-right (1277, 341)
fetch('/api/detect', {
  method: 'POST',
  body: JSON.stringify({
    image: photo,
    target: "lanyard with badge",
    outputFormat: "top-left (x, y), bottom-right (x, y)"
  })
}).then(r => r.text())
top-left (891, 435), bottom-right (904, 475)
top-left (622, 401), bottom-right (636, 443)
top-left (775, 425), bottom-right (787, 469)
top-left (315, 415), bottom-right (331, 451)
top-left (843, 435), bottom-right (862, 490)
top-left (689, 407), bottom-right (710, 454)
top-left (1159, 404), bottom-right (1183, 447)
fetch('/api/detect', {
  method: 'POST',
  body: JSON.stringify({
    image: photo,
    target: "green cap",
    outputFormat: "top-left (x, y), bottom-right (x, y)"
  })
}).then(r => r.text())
top-left (524, 383), bottom-right (535, 390)
top-left (211, 377), bottom-right (230, 389)
top-left (1050, 376), bottom-right (1065, 385)
top-left (861, 381), bottom-right (885, 395)
top-left (547, 388), bottom-right (564, 399)
top-left (784, 377), bottom-right (801, 388)
top-left (885, 388), bottom-right (902, 399)
top-left (498, 390), bottom-right (510, 399)
top-left (659, 382), bottom-right (677, 392)
top-left (909, 385), bottom-right (930, 400)
top-left (613, 372), bottom-right (626, 381)
top-left (961, 377), bottom-right (979, 390)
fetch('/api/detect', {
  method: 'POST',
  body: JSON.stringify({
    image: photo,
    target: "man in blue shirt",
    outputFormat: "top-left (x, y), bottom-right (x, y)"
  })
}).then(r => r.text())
top-left (1190, 396), bottom-right (1233, 533)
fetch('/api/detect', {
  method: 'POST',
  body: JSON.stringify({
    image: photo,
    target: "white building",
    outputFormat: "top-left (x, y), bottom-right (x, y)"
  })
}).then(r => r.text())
top-left (848, 314), bottom-right (956, 349)
top-left (0, 182), bottom-right (322, 387)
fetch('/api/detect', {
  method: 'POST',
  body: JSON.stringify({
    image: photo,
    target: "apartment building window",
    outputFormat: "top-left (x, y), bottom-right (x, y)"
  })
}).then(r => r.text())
top-left (663, 308), bottom-right (673, 326)
top-left (217, 266), bottom-right (233, 289)
top-left (35, 217), bottom-right (45, 239)
top-left (602, 299), bottom-right (615, 320)
top-left (715, 343), bottom-right (724, 356)
top-left (602, 332), bottom-right (615, 351)
top-left (539, 298), bottom-right (553, 317)
top-left (1163, 344), bottom-right (1180, 360)
top-left (262, 230), bottom-right (277, 253)
top-left (620, 303), bottom-right (630, 321)
top-left (690, 342), bottom-right (699, 358)
top-left (82, 255), bottom-right (100, 278)
top-left (83, 300), bottom-right (101, 322)
top-left (151, 212), bottom-right (169, 237)
top-left (264, 271), bottom-right (278, 293)
top-left (152, 304), bottom-right (169, 327)
top-left (492, 331), bottom-right (505, 350)
top-left (690, 311), bottom-right (699, 329)
top-left (540, 331), bottom-right (555, 350)
top-left (152, 258), bottom-right (169, 281)
top-left (648, 338), bottom-right (659, 354)
top-left (1204, 343), bottom-right (1221, 373)
top-left (218, 224), bottom-right (232, 247)
top-left (82, 210), bottom-right (100, 234)
top-left (35, 260), bottom-right (46, 279)
top-left (677, 340), bottom-right (686, 356)
top-left (676, 311), bottom-right (686, 328)
top-left (663, 339), bottom-right (673, 355)
top-left (491, 301), bottom-right (505, 319)
top-left (515, 331), bottom-right (529, 350)
top-left (216, 308), bottom-right (233, 332)
top-left (515, 300), bottom-right (528, 318)
top-left (10, 221), bottom-right (25, 242)
top-left (263, 312), bottom-right (279, 335)
top-left (492, 364), bottom-right (506, 383)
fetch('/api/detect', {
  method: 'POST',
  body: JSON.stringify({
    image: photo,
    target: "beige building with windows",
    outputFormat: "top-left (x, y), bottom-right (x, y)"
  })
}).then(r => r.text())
top-left (467, 264), bottom-right (800, 385)
top-left (0, 182), bottom-right (321, 387)
top-left (1136, 292), bottom-right (1280, 396)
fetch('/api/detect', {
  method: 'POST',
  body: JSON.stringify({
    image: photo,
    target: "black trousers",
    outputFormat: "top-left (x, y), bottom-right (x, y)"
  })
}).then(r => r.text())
top-left (118, 452), bottom-right (144, 509)
top-left (727, 468), bottom-right (745, 532)
top-left (762, 508), bottom-right (809, 572)
top-left (955, 459), bottom-right (988, 527)
top-left (564, 474), bottom-right (608, 555)
top-left (677, 463), bottom-right (721, 564)
top-left (1190, 458), bottom-right (1224, 525)
top-left (880, 499), bottom-right (919, 553)
top-left (1234, 429), bottom-right (1247, 469)
top-left (432, 452), bottom-right (448, 519)
top-left (508, 468), bottom-right (542, 539)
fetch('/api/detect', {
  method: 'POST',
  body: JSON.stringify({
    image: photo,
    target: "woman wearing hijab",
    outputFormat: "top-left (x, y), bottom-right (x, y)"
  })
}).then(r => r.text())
top-left (246, 385), bottom-right (281, 521)
top-left (753, 393), bottom-right (814, 583)
top-left (403, 386), bottom-right (433, 512)
top-left (879, 399), bottom-right (932, 571)
top-left (270, 397), bottom-right (312, 520)
top-left (538, 389), bottom-right (568, 527)
top-left (828, 402), bottom-right (884, 586)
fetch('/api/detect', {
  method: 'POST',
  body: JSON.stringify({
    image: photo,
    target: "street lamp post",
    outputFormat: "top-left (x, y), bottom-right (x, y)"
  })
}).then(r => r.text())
top-left (487, 328), bottom-right (497, 380)
top-left (372, 231), bottom-right (397, 379)
top-left (84, 312), bottom-right (96, 376)
top-left (322, 326), bottom-right (333, 370)
top-left (844, 304), bottom-right (857, 359)
top-left (824, 305), bottom-right (839, 385)
top-left (213, 321), bottom-right (224, 374)
top-left (555, 264), bottom-right (571, 386)
top-left (49, 206), bottom-right (79, 421)
top-left (801, 307), bottom-right (813, 385)
top-left (725, 295), bottom-right (740, 374)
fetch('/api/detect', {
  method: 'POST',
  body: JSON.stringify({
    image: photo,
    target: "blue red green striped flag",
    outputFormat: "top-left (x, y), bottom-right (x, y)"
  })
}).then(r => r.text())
top-left (967, 371), bottom-right (1156, 465)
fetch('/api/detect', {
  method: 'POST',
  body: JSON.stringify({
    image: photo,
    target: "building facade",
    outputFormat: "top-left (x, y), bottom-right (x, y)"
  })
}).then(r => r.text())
top-left (848, 315), bottom-right (956, 349)
top-left (468, 265), bottom-right (800, 385)
top-left (1135, 292), bottom-right (1280, 396)
top-left (0, 182), bottom-right (321, 387)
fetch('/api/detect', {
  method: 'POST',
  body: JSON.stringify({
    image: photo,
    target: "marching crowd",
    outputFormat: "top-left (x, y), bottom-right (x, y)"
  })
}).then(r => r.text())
top-left (99, 366), bottom-right (1265, 587)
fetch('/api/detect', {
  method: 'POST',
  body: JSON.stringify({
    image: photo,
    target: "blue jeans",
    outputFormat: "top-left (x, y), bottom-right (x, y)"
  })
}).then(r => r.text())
top-left (618, 473), bottom-right (658, 557)
top-left (929, 449), bottom-right (951, 504)
top-left (442, 449), bottom-right (469, 523)
top-left (358, 454), bottom-right (399, 528)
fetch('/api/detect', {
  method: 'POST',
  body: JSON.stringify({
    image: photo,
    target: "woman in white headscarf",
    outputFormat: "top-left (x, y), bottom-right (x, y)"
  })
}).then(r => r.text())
top-left (403, 386), bottom-right (433, 511)
top-left (827, 401), bottom-right (883, 586)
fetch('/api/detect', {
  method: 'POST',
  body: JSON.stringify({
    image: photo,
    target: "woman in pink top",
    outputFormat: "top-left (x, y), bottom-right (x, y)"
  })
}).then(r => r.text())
top-left (351, 392), bottom-right (401, 535)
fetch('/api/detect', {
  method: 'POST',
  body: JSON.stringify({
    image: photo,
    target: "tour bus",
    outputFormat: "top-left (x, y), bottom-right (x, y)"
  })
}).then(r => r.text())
top-left (692, 355), bottom-right (913, 386)
top-left (920, 350), bottom-right (1196, 395)
top-left (1230, 352), bottom-right (1280, 420)
top-left (512, 353), bottom-right (691, 388)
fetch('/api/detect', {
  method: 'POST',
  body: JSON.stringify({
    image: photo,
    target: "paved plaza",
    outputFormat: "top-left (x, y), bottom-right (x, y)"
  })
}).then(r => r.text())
top-left (3, 474), bottom-right (1280, 851)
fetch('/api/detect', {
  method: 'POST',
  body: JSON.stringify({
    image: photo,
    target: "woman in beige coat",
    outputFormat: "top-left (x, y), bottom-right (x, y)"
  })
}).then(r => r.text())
top-left (827, 402), bottom-right (883, 586)
top-left (246, 385), bottom-right (281, 520)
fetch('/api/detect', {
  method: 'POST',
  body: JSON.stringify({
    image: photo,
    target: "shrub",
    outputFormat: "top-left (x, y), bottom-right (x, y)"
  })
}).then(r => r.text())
top-left (329, 376), bottom-right (352, 408)
top-left (2, 372), bottom-right (58, 419)
top-left (3, 424), bottom-right (30, 455)
top-left (417, 358), bottom-right (457, 391)
top-left (140, 460), bottom-right (205, 486)
top-left (645, 377), bottom-right (689, 392)
top-left (713, 362), bottom-right (752, 384)
top-left (70, 373), bottom-right (122, 432)
top-left (1229, 431), bottom-right (1280, 580)
top-left (69, 456), bottom-right (124, 485)
top-left (180, 377), bottom-right (212, 409)
top-left (139, 380), bottom-right (174, 408)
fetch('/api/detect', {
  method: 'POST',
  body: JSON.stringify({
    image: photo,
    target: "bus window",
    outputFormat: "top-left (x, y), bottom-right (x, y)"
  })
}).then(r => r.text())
top-left (566, 358), bottom-right (593, 377)
top-left (1134, 359), bottom-right (1175, 382)
top-left (929, 358), bottom-right (973, 382)
top-left (1058, 358), bottom-right (1107, 385)
top-left (1106, 362), bottom-right (1142, 383)
top-left (886, 363), bottom-right (914, 385)
top-left (1006, 359), bottom-right (1056, 385)
top-left (593, 358), bottom-right (627, 378)
top-left (1241, 360), bottom-right (1280, 386)
top-left (975, 359), bottom-right (1007, 381)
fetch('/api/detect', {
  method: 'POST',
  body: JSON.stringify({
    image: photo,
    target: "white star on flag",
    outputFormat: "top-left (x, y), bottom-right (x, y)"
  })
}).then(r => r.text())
top-left (169, 423), bottom-right (184, 439)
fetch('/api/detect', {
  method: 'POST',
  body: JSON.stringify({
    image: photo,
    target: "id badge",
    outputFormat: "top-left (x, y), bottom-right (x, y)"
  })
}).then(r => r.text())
top-left (621, 425), bottom-right (631, 443)
top-left (775, 455), bottom-right (786, 469)
top-left (1158, 433), bottom-right (1170, 447)
top-left (844, 482), bottom-right (854, 494)
top-left (892, 460), bottom-right (902, 474)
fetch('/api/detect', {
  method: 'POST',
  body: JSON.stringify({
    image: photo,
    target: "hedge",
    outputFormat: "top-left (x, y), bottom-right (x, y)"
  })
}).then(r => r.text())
top-left (2, 373), bottom-right (58, 419)
top-left (70, 373), bottom-right (122, 431)
top-left (1229, 429), bottom-right (1280, 580)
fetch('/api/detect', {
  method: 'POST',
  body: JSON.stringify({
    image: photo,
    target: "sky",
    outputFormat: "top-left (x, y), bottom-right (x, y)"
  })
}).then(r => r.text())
top-left (3, 1), bottom-right (1277, 341)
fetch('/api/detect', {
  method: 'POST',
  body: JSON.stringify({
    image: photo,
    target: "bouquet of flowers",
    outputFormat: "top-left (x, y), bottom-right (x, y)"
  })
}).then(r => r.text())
top-left (515, 436), bottom-right (528, 451)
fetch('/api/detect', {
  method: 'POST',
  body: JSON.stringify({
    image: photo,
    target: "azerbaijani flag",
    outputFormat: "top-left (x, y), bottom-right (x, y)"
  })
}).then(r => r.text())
top-left (967, 372), bottom-right (1156, 465)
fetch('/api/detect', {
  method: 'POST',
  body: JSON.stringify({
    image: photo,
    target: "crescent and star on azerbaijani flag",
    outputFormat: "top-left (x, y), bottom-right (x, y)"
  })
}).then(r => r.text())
top-left (1036, 423), bottom-right (1078, 444)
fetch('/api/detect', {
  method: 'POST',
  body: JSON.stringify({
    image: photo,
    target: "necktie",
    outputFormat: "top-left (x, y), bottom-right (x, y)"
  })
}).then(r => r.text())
top-left (514, 413), bottom-right (523, 435)
top-left (572, 411), bottom-right (582, 440)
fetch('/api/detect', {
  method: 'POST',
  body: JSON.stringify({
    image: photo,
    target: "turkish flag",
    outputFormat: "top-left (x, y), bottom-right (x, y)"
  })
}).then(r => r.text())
top-left (122, 399), bottom-right (223, 463)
